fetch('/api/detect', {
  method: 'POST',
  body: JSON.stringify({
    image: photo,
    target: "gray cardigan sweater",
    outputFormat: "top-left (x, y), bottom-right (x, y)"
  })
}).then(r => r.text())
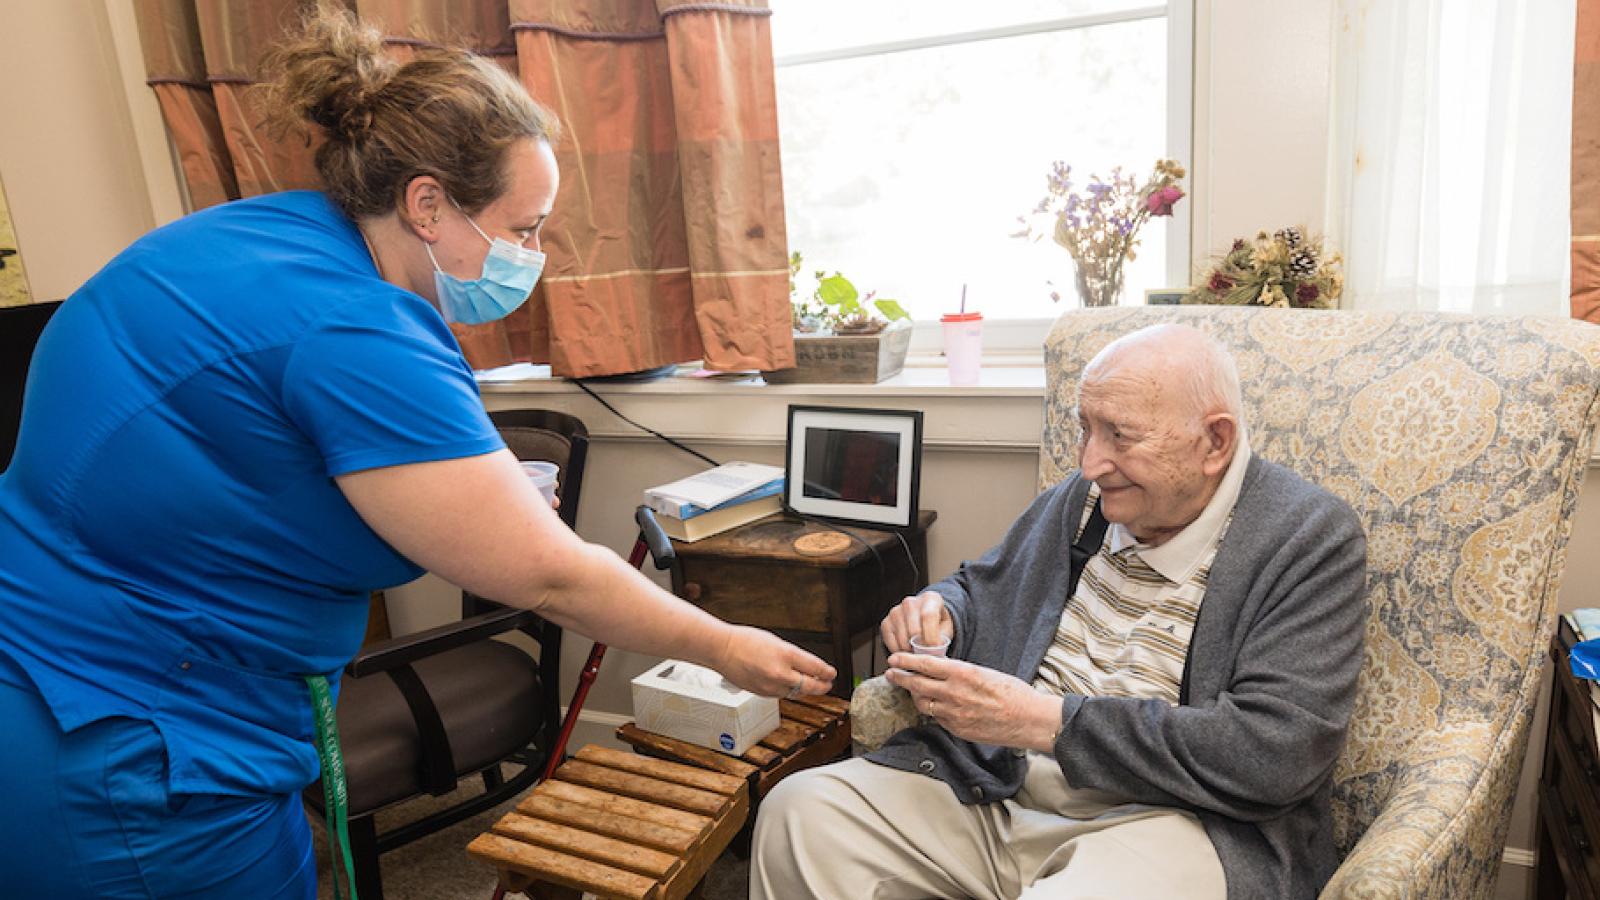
top-left (868, 457), bottom-right (1368, 900)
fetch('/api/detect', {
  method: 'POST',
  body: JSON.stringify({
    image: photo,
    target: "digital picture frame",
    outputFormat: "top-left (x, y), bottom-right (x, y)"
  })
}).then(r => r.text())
top-left (783, 404), bottom-right (923, 529)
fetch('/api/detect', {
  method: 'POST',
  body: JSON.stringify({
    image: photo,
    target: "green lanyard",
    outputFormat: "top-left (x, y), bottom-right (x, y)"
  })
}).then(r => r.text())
top-left (307, 674), bottom-right (359, 900)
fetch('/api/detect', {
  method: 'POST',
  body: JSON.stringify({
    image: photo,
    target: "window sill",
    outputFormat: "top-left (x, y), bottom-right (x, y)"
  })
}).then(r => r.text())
top-left (476, 354), bottom-right (1046, 395)
top-left (475, 360), bottom-right (1048, 450)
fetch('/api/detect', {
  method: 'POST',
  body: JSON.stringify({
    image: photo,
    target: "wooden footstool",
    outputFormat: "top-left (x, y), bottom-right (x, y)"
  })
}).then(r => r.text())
top-left (616, 694), bottom-right (850, 811)
top-left (467, 745), bottom-right (749, 899)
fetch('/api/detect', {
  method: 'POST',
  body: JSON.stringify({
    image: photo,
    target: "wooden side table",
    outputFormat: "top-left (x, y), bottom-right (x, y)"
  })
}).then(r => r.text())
top-left (1534, 615), bottom-right (1600, 899)
top-left (669, 511), bottom-right (936, 697)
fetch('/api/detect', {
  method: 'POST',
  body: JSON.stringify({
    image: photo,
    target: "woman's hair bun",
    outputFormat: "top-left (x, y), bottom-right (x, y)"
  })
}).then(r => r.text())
top-left (253, 3), bottom-right (558, 220)
top-left (257, 6), bottom-right (396, 145)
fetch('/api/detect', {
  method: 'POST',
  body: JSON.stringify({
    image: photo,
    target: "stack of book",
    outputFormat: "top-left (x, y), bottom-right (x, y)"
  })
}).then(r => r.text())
top-left (1567, 608), bottom-right (1600, 643)
top-left (1564, 608), bottom-right (1600, 749)
top-left (645, 462), bottom-right (785, 542)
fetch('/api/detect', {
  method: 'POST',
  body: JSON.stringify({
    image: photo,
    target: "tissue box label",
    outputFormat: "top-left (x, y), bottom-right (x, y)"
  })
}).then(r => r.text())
top-left (631, 659), bottom-right (780, 756)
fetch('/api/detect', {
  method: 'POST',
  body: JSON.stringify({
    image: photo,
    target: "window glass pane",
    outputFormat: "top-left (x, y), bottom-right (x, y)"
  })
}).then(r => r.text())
top-left (771, 1), bottom-right (1161, 59)
top-left (776, 18), bottom-right (1169, 323)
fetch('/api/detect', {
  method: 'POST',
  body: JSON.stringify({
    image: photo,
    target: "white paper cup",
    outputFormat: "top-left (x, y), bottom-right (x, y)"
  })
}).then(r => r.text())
top-left (519, 460), bottom-right (559, 505)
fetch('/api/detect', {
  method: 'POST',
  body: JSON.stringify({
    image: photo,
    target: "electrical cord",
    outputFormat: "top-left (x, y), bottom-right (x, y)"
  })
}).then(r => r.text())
top-left (890, 529), bottom-right (920, 594)
top-left (571, 378), bottom-right (721, 468)
top-left (794, 514), bottom-right (923, 681)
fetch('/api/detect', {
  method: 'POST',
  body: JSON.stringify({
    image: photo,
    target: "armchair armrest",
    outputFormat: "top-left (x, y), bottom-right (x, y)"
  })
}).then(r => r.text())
top-left (346, 606), bottom-right (538, 678)
top-left (1321, 711), bottom-right (1533, 900)
top-left (850, 675), bottom-right (918, 754)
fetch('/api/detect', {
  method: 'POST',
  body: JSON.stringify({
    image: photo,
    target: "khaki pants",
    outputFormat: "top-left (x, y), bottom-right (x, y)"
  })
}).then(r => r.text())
top-left (750, 755), bottom-right (1225, 900)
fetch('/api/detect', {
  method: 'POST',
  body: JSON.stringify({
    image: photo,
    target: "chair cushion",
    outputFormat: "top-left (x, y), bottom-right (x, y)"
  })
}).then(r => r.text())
top-left (318, 640), bottom-right (544, 815)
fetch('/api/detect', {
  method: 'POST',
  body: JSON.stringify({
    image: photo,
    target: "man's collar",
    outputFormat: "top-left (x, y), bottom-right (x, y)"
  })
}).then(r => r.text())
top-left (1107, 432), bottom-right (1252, 583)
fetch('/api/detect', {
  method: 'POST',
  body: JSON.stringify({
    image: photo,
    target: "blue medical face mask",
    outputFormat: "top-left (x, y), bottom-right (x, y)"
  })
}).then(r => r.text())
top-left (423, 205), bottom-right (546, 325)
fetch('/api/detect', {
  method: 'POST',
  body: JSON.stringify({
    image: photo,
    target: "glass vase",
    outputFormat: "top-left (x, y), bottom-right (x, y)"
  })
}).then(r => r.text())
top-left (1074, 259), bottom-right (1126, 308)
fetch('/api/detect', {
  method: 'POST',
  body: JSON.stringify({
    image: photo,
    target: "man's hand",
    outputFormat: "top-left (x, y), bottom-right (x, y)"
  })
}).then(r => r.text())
top-left (881, 591), bottom-right (953, 655)
top-left (714, 624), bottom-right (837, 699)
top-left (885, 652), bottom-right (1062, 753)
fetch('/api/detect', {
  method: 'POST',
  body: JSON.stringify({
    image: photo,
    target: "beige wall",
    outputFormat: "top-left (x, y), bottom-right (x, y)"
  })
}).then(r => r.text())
top-left (1191, 0), bottom-right (1336, 260)
top-left (0, 1), bottom-right (181, 302)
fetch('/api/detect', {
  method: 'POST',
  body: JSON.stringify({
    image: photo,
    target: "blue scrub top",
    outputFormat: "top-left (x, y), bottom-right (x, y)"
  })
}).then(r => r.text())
top-left (0, 191), bottom-right (505, 798)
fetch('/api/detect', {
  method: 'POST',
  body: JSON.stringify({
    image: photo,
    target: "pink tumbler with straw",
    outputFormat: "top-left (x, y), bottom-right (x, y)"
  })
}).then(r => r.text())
top-left (941, 312), bottom-right (983, 386)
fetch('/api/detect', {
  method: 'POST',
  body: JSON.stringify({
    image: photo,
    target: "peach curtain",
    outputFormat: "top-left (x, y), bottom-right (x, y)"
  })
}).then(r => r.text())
top-left (132, 0), bottom-right (794, 376)
top-left (1575, 0), bottom-right (1600, 321)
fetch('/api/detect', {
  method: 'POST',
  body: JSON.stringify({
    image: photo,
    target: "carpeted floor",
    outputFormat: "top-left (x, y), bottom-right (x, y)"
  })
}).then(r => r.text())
top-left (309, 773), bottom-right (750, 900)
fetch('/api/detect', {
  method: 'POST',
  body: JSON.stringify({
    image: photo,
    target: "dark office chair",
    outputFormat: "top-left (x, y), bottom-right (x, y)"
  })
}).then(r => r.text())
top-left (1, 300), bottom-right (63, 471)
top-left (306, 409), bottom-right (589, 900)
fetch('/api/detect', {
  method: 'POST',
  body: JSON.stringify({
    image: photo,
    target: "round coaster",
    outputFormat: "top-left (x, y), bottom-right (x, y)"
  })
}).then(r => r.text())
top-left (793, 531), bottom-right (853, 557)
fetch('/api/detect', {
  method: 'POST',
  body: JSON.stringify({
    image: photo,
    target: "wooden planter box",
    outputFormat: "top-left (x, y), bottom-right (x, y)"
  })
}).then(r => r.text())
top-left (763, 320), bottom-right (912, 384)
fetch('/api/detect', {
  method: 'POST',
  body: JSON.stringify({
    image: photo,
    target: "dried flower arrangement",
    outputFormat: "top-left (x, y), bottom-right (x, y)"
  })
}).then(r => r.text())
top-left (1187, 227), bottom-right (1343, 309)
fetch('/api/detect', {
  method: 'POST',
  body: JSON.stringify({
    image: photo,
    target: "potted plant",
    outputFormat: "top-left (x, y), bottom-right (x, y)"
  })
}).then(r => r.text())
top-left (765, 252), bottom-right (914, 384)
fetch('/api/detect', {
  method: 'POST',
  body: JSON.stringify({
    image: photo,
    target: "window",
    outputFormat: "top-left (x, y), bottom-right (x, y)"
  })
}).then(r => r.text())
top-left (771, 2), bottom-right (1190, 347)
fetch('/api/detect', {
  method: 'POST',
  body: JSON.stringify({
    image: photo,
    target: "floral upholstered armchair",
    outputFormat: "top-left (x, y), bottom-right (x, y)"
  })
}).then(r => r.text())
top-left (853, 306), bottom-right (1600, 899)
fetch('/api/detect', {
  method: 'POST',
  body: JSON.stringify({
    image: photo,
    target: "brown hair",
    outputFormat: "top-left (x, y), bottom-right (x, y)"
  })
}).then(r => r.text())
top-left (255, 6), bottom-right (559, 220)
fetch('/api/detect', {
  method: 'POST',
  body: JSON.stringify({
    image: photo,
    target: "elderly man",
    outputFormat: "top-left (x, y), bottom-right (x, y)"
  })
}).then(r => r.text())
top-left (751, 324), bottom-right (1367, 900)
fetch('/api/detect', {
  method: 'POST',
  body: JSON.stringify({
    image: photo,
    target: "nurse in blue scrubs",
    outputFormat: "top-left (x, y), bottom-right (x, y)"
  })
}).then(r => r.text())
top-left (0, 9), bottom-right (834, 897)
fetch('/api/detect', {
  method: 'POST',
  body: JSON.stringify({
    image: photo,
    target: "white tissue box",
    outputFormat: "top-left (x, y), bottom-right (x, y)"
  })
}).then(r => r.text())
top-left (630, 659), bottom-right (780, 756)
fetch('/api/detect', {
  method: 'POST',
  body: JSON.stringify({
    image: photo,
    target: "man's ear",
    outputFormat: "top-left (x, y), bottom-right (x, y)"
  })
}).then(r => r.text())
top-left (400, 175), bottom-right (444, 243)
top-left (1200, 413), bottom-right (1238, 476)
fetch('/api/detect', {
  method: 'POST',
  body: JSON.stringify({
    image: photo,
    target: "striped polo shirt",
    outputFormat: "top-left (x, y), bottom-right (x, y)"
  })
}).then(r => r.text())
top-left (1033, 433), bottom-right (1252, 704)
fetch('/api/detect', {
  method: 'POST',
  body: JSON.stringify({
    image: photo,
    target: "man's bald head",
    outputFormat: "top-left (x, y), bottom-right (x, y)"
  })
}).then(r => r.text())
top-left (1081, 324), bottom-right (1247, 438)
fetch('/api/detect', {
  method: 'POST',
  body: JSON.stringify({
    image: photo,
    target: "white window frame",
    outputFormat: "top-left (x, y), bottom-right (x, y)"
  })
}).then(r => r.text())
top-left (775, 2), bottom-right (1194, 358)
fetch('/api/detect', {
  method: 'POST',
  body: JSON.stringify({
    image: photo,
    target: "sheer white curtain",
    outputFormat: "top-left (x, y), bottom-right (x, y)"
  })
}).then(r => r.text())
top-left (1328, 0), bottom-right (1575, 315)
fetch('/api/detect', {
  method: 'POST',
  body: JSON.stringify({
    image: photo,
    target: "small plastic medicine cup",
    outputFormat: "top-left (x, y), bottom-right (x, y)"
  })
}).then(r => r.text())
top-left (519, 460), bottom-right (559, 506)
top-left (907, 633), bottom-right (951, 724)
top-left (909, 634), bottom-right (951, 658)
top-left (891, 633), bottom-right (950, 678)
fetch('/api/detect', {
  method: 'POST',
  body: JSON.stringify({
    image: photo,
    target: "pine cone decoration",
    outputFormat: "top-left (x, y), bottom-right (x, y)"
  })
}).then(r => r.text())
top-left (1275, 226), bottom-right (1305, 248)
top-left (1287, 248), bottom-right (1318, 279)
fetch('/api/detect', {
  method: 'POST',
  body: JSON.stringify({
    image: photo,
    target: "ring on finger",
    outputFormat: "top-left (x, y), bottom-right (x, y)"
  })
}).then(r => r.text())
top-left (787, 675), bottom-right (804, 699)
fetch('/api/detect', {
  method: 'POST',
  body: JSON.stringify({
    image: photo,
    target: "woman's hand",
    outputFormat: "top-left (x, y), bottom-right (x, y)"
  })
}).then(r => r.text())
top-left (884, 653), bottom-right (1062, 752)
top-left (714, 625), bottom-right (837, 698)
top-left (880, 591), bottom-right (953, 655)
